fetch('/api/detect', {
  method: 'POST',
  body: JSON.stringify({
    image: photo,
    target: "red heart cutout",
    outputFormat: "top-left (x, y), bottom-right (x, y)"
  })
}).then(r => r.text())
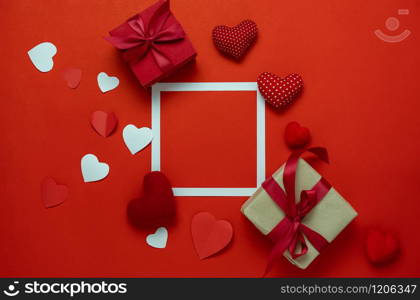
top-left (257, 72), bottom-right (304, 109)
top-left (41, 177), bottom-right (68, 208)
top-left (212, 20), bottom-right (258, 60)
top-left (90, 111), bottom-right (118, 137)
top-left (63, 68), bottom-right (82, 89)
top-left (285, 121), bottom-right (311, 149)
top-left (365, 228), bottom-right (400, 265)
top-left (191, 212), bottom-right (233, 259)
top-left (127, 171), bottom-right (175, 227)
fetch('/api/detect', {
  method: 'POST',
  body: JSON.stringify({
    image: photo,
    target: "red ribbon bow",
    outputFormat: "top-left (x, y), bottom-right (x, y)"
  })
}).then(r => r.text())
top-left (105, 0), bottom-right (185, 73)
top-left (262, 147), bottom-right (332, 275)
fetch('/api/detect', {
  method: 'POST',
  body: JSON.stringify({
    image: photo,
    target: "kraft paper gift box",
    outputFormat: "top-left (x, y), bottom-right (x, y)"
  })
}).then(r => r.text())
top-left (106, 0), bottom-right (197, 87)
top-left (241, 152), bottom-right (357, 269)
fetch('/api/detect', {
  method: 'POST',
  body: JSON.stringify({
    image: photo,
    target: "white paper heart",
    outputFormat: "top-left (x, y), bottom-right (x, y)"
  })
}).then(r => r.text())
top-left (146, 227), bottom-right (168, 249)
top-left (97, 72), bottom-right (119, 93)
top-left (123, 125), bottom-right (153, 155)
top-left (28, 42), bottom-right (57, 72)
top-left (81, 154), bottom-right (110, 183)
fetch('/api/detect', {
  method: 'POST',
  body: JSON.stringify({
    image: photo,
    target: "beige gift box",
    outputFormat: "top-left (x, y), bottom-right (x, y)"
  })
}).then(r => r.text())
top-left (241, 158), bottom-right (357, 269)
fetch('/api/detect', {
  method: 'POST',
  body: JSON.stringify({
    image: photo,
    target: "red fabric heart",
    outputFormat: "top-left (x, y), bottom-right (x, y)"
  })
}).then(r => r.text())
top-left (191, 212), bottom-right (233, 259)
top-left (257, 72), bottom-right (304, 109)
top-left (365, 228), bottom-right (400, 265)
top-left (90, 111), bottom-right (118, 137)
top-left (212, 19), bottom-right (258, 60)
top-left (127, 171), bottom-right (175, 228)
top-left (63, 68), bottom-right (82, 89)
top-left (41, 177), bottom-right (68, 208)
top-left (285, 121), bottom-right (311, 149)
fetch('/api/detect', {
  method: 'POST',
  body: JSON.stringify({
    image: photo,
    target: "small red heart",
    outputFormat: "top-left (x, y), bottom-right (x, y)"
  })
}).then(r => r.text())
top-left (41, 177), bottom-right (68, 208)
top-left (191, 212), bottom-right (233, 259)
top-left (285, 121), bottom-right (311, 149)
top-left (212, 20), bottom-right (258, 60)
top-left (257, 72), bottom-right (304, 109)
top-left (127, 171), bottom-right (175, 228)
top-left (90, 111), bottom-right (118, 137)
top-left (365, 228), bottom-right (400, 265)
top-left (63, 68), bottom-right (82, 89)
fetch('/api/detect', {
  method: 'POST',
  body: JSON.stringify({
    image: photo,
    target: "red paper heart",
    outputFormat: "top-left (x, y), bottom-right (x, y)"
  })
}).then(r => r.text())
top-left (212, 20), bottom-right (258, 60)
top-left (63, 68), bottom-right (82, 89)
top-left (191, 212), bottom-right (233, 259)
top-left (41, 177), bottom-right (68, 208)
top-left (127, 171), bottom-right (175, 227)
top-left (257, 72), bottom-right (304, 109)
top-left (285, 121), bottom-right (311, 149)
top-left (365, 228), bottom-right (400, 265)
top-left (90, 111), bottom-right (118, 137)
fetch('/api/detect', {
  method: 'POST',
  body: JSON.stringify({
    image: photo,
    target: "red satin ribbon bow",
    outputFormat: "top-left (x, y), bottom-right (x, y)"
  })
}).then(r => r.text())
top-left (105, 0), bottom-right (185, 72)
top-left (262, 147), bottom-right (332, 275)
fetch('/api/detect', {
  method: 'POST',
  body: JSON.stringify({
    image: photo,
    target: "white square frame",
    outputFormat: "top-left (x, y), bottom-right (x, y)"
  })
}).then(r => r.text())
top-left (151, 82), bottom-right (265, 196)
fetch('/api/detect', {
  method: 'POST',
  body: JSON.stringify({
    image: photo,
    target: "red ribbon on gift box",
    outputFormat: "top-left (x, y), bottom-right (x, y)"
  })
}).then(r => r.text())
top-left (105, 0), bottom-right (185, 73)
top-left (262, 147), bottom-right (332, 275)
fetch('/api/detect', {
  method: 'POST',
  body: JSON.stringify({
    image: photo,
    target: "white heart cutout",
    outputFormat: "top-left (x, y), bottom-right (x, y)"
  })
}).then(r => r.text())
top-left (123, 125), bottom-right (153, 155)
top-left (97, 72), bottom-right (119, 93)
top-left (146, 227), bottom-right (168, 249)
top-left (28, 42), bottom-right (57, 72)
top-left (81, 154), bottom-right (110, 183)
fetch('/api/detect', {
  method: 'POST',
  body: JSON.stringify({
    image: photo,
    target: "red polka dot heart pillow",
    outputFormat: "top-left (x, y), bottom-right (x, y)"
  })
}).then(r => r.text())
top-left (212, 20), bottom-right (258, 60)
top-left (257, 72), bottom-right (304, 109)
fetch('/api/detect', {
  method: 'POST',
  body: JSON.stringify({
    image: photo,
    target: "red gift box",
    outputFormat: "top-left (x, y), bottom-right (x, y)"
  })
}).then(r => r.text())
top-left (106, 0), bottom-right (197, 87)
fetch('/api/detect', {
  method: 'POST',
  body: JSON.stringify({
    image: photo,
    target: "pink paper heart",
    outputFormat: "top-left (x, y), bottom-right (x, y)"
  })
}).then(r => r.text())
top-left (191, 212), bottom-right (233, 259)
top-left (41, 177), bottom-right (68, 208)
top-left (90, 111), bottom-right (118, 137)
top-left (63, 68), bottom-right (82, 89)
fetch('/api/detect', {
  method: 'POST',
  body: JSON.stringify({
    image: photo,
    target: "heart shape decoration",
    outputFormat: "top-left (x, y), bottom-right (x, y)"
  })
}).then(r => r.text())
top-left (91, 111), bottom-right (118, 137)
top-left (365, 228), bottom-right (400, 265)
top-left (191, 212), bottom-right (233, 259)
top-left (97, 72), bottom-right (119, 93)
top-left (146, 227), bottom-right (168, 249)
top-left (257, 72), bottom-right (304, 109)
top-left (41, 177), bottom-right (68, 208)
top-left (284, 121), bottom-right (311, 149)
top-left (63, 68), bottom-right (82, 89)
top-left (81, 154), bottom-right (110, 183)
top-left (123, 124), bottom-right (153, 155)
top-left (212, 20), bottom-right (258, 60)
top-left (127, 171), bottom-right (175, 227)
top-left (27, 42), bottom-right (57, 72)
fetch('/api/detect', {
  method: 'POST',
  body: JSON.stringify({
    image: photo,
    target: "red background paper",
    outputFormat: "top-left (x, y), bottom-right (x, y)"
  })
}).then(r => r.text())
top-left (0, 0), bottom-right (419, 277)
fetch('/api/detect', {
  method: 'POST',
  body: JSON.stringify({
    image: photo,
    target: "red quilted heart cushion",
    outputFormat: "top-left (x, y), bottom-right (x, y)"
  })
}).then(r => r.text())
top-left (284, 121), bottom-right (311, 149)
top-left (212, 20), bottom-right (258, 60)
top-left (365, 228), bottom-right (400, 265)
top-left (127, 171), bottom-right (175, 228)
top-left (257, 72), bottom-right (304, 109)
